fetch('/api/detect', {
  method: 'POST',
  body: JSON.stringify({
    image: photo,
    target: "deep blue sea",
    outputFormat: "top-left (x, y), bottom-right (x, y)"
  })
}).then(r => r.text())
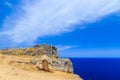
top-left (70, 58), bottom-right (120, 80)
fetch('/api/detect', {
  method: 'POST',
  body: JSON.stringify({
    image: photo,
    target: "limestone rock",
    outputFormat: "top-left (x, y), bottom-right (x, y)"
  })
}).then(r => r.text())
top-left (36, 55), bottom-right (53, 72)
top-left (33, 44), bottom-right (58, 58)
top-left (52, 58), bottom-right (73, 73)
top-left (0, 44), bottom-right (73, 73)
top-left (36, 55), bottom-right (73, 73)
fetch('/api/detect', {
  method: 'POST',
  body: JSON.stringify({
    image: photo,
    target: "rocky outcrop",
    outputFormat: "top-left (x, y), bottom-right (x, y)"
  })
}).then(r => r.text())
top-left (33, 44), bottom-right (59, 58)
top-left (0, 44), bottom-right (73, 73)
top-left (51, 58), bottom-right (73, 73)
top-left (36, 55), bottom-right (73, 73)
top-left (1, 44), bottom-right (59, 58)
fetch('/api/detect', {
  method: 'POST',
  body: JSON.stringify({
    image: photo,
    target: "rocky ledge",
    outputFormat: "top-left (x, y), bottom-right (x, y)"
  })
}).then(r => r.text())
top-left (0, 44), bottom-right (83, 80)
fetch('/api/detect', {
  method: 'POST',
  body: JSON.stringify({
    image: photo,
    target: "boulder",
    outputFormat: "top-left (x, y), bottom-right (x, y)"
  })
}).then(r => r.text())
top-left (36, 55), bottom-right (53, 72)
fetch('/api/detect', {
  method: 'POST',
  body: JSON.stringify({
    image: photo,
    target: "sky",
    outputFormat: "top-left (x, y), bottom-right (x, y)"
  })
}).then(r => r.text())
top-left (0, 0), bottom-right (120, 58)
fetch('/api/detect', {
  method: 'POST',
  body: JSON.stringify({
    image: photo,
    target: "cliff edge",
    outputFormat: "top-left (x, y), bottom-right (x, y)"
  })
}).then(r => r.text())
top-left (0, 44), bottom-right (83, 80)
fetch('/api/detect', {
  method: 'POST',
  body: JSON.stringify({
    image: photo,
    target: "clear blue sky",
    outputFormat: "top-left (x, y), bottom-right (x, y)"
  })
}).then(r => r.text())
top-left (0, 0), bottom-right (120, 58)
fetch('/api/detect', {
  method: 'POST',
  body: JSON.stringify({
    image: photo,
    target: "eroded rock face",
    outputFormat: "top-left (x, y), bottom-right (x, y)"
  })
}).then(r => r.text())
top-left (36, 55), bottom-right (53, 72)
top-left (33, 44), bottom-right (58, 58)
top-left (51, 58), bottom-right (73, 73)
top-left (36, 55), bottom-right (73, 73)
top-left (0, 44), bottom-right (73, 73)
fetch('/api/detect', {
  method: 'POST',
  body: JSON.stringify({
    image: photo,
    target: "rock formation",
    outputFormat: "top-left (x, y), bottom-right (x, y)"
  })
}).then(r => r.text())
top-left (0, 44), bottom-right (73, 73)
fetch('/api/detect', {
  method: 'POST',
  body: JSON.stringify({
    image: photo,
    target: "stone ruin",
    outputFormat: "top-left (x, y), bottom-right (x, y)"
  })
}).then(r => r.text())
top-left (0, 44), bottom-right (73, 73)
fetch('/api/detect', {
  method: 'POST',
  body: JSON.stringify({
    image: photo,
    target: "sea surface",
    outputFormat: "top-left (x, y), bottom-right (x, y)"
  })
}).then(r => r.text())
top-left (70, 58), bottom-right (120, 80)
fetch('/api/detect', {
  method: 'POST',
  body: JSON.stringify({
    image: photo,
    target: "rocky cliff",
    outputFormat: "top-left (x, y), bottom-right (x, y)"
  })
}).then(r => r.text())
top-left (0, 44), bottom-right (83, 80)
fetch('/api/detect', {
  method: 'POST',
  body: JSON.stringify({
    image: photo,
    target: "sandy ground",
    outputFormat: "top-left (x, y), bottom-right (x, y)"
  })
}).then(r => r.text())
top-left (0, 54), bottom-right (82, 80)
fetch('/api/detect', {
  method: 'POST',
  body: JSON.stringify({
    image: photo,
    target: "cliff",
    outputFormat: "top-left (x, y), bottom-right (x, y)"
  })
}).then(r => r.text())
top-left (0, 44), bottom-right (83, 80)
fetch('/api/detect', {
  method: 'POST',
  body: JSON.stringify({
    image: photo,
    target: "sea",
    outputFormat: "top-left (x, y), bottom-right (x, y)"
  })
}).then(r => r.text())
top-left (70, 58), bottom-right (120, 80)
